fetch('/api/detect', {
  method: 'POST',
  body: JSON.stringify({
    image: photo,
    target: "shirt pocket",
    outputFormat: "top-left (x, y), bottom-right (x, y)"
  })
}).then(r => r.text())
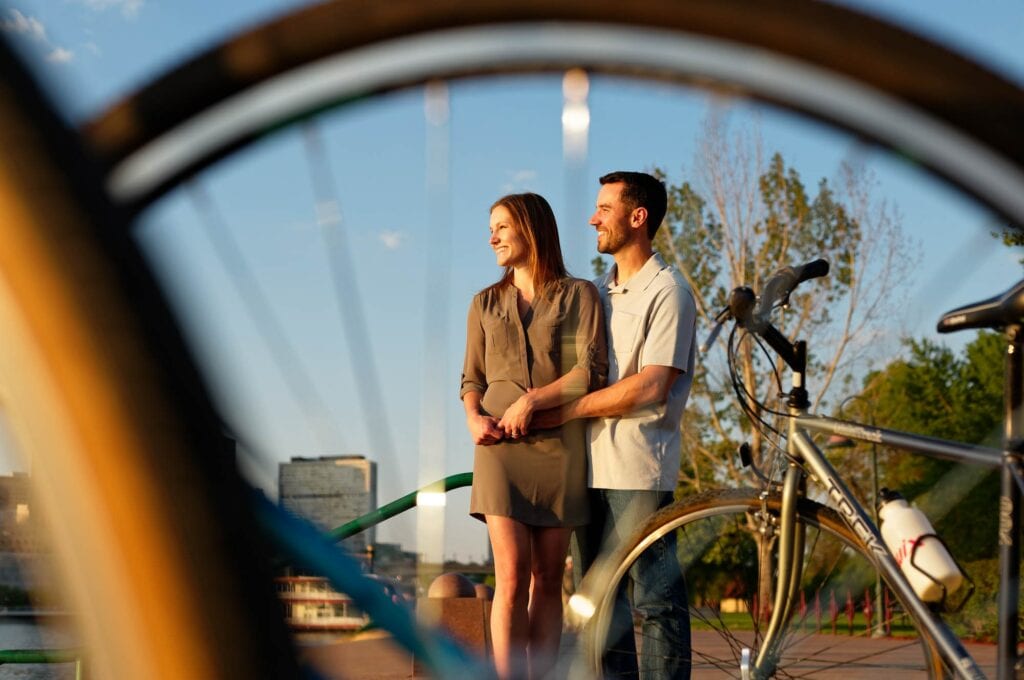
top-left (483, 316), bottom-right (512, 353)
top-left (609, 310), bottom-right (641, 356)
top-left (528, 320), bottom-right (554, 351)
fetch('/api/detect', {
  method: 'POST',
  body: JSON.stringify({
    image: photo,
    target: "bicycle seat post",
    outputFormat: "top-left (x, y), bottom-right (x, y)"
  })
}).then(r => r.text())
top-left (998, 325), bottom-right (1024, 678)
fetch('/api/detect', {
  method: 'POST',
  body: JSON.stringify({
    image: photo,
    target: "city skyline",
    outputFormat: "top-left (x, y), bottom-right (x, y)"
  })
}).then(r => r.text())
top-left (0, 1), bottom-right (1021, 563)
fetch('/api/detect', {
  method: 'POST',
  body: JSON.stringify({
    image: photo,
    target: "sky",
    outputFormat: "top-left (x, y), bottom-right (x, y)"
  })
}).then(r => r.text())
top-left (1, 0), bottom-right (1023, 563)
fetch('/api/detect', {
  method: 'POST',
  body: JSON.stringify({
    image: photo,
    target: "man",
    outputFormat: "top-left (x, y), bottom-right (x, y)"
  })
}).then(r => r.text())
top-left (535, 171), bottom-right (696, 678)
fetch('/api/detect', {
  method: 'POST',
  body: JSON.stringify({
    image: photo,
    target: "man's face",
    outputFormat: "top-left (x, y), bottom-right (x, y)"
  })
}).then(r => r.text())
top-left (590, 182), bottom-right (634, 255)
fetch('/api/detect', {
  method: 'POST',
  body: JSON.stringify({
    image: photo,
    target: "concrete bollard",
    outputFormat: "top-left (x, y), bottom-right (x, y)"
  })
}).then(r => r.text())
top-left (413, 573), bottom-right (492, 674)
top-left (473, 583), bottom-right (494, 601)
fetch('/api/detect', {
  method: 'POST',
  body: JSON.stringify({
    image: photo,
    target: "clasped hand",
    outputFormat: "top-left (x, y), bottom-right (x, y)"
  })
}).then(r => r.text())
top-left (467, 412), bottom-right (503, 445)
top-left (498, 392), bottom-right (536, 439)
top-left (470, 391), bottom-right (565, 445)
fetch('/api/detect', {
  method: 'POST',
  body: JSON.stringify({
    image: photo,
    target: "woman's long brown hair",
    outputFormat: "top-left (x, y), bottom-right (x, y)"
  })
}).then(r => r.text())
top-left (483, 192), bottom-right (568, 298)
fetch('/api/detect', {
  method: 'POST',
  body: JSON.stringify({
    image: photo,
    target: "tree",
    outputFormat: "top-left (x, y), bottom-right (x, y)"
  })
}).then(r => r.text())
top-left (847, 331), bottom-right (1005, 640)
top-left (853, 332), bottom-right (1003, 560)
top-left (995, 226), bottom-right (1024, 265)
top-left (650, 114), bottom-right (914, 494)
top-left (640, 113), bottom-right (913, 607)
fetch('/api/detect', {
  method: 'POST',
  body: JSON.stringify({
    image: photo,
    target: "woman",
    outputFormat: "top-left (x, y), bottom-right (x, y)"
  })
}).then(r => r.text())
top-left (460, 193), bottom-right (607, 679)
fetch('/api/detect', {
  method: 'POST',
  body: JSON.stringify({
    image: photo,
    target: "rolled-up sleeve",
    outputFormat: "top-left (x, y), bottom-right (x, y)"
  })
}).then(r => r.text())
top-left (460, 296), bottom-right (487, 399)
top-left (556, 281), bottom-right (607, 400)
top-left (575, 282), bottom-right (608, 391)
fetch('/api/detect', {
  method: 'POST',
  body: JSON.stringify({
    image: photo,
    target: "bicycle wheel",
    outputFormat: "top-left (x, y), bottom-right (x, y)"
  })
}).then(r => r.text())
top-left (85, 0), bottom-right (1024, 226)
top-left (0, 36), bottom-right (299, 680)
top-left (575, 488), bottom-right (945, 679)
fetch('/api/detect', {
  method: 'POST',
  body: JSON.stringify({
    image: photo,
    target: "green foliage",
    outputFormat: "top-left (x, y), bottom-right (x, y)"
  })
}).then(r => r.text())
top-left (990, 226), bottom-right (1024, 267)
top-left (947, 558), bottom-right (1015, 642)
top-left (858, 332), bottom-right (1002, 559)
top-left (679, 521), bottom-right (757, 600)
top-left (867, 333), bottom-right (1002, 446)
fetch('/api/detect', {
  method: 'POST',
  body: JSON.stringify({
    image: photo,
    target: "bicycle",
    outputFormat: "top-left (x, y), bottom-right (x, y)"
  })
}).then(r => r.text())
top-left (1, 0), bottom-right (1023, 677)
top-left (570, 259), bottom-right (1019, 678)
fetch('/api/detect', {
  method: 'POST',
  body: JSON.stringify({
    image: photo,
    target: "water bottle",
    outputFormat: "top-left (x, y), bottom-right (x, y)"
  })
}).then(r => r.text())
top-left (877, 488), bottom-right (963, 602)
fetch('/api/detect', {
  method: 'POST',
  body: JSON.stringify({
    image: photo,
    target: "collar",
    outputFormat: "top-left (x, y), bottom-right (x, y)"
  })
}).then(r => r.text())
top-left (599, 253), bottom-right (668, 295)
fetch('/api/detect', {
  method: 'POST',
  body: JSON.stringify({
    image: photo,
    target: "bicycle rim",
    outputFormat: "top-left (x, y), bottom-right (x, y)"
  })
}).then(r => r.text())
top-left (85, 0), bottom-right (1024, 227)
top-left (0, 37), bottom-right (299, 680)
top-left (71, 0), bottom-right (1024, 674)
top-left (577, 488), bottom-right (945, 679)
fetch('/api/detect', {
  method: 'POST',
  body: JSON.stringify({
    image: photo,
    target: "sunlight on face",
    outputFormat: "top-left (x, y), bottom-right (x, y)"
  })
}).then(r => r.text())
top-left (489, 204), bottom-right (528, 268)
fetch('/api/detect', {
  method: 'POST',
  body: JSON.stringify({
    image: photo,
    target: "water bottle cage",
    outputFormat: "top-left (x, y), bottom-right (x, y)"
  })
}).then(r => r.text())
top-left (908, 533), bottom-right (975, 613)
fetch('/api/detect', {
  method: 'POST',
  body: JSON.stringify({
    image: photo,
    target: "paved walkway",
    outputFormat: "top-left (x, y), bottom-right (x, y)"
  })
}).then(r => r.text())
top-left (298, 630), bottom-right (1000, 679)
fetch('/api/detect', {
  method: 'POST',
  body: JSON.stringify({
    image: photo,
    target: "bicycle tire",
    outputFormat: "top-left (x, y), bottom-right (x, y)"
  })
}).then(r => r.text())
top-left (0, 37), bottom-right (299, 680)
top-left (84, 0), bottom-right (1024, 226)
top-left (574, 488), bottom-right (945, 679)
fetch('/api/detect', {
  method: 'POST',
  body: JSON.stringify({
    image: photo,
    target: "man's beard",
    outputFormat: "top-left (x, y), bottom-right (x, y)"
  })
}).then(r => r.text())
top-left (597, 228), bottom-right (628, 255)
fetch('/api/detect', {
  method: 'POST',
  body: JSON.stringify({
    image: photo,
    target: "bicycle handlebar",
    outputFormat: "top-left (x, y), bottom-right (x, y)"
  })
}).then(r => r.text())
top-left (701, 258), bottom-right (831, 355)
top-left (727, 259), bottom-right (830, 332)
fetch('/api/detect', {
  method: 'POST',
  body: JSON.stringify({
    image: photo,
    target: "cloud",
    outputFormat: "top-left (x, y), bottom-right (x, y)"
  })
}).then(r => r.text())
top-left (1, 10), bottom-right (74, 65)
top-left (1, 10), bottom-right (46, 42)
top-left (379, 230), bottom-right (404, 250)
top-left (501, 169), bottom-right (539, 193)
top-left (46, 47), bottom-right (74, 63)
top-left (74, 0), bottom-right (144, 18)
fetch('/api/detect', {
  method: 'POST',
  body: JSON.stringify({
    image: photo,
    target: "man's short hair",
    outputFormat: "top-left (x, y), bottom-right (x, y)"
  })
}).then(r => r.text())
top-left (599, 171), bottom-right (668, 240)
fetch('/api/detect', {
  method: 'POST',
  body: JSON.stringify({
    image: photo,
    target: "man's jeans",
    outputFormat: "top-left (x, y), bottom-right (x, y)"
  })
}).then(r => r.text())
top-left (573, 489), bottom-right (691, 680)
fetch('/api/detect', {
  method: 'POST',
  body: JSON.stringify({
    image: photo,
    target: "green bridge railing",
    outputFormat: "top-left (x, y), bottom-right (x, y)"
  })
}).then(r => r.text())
top-left (329, 472), bottom-right (473, 542)
top-left (0, 648), bottom-right (82, 677)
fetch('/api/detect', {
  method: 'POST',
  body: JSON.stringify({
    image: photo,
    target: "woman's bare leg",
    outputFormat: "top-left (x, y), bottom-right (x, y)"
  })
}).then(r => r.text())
top-left (487, 516), bottom-right (532, 679)
top-left (528, 526), bottom-right (572, 679)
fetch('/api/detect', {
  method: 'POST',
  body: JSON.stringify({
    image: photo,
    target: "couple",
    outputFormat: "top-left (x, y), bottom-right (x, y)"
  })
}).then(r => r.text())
top-left (460, 171), bottom-right (697, 679)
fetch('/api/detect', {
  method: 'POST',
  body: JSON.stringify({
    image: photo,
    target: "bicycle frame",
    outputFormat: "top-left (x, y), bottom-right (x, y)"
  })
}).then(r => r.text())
top-left (749, 327), bottom-right (1024, 680)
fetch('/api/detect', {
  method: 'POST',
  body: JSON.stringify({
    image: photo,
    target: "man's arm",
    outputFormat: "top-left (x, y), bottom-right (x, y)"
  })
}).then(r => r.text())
top-left (533, 279), bottom-right (695, 429)
top-left (532, 364), bottom-right (680, 427)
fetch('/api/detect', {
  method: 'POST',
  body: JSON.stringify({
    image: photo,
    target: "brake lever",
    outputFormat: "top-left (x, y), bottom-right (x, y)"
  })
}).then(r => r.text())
top-left (700, 306), bottom-right (731, 353)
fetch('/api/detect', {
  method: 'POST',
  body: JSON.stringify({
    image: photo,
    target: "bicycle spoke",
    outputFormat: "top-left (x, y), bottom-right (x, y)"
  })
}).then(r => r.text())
top-left (584, 490), bottom-right (944, 678)
top-left (187, 181), bottom-right (345, 453)
top-left (301, 121), bottom-right (397, 463)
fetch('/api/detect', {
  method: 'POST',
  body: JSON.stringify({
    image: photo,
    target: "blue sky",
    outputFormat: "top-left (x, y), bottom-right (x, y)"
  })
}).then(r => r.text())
top-left (2, 0), bottom-right (1023, 562)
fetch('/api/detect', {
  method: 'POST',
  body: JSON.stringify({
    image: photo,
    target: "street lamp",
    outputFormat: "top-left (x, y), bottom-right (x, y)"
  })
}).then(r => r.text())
top-left (828, 393), bottom-right (884, 638)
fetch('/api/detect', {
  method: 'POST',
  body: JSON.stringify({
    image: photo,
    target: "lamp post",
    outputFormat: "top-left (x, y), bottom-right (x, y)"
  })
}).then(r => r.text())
top-left (830, 393), bottom-right (885, 638)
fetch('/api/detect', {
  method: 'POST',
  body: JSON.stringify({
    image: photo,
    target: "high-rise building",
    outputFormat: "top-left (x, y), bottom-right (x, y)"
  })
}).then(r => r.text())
top-left (278, 455), bottom-right (377, 554)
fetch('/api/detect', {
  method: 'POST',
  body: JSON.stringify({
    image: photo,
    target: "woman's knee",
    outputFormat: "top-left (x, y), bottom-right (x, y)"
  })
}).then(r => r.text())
top-left (495, 564), bottom-right (532, 600)
top-left (531, 562), bottom-right (566, 596)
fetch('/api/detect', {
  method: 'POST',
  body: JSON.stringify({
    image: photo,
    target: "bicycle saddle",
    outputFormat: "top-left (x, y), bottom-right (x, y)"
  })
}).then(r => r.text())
top-left (937, 277), bottom-right (1024, 333)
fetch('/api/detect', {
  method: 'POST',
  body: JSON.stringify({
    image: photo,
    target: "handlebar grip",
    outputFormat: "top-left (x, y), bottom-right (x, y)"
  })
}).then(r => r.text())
top-left (795, 259), bottom-right (830, 284)
top-left (750, 258), bottom-right (831, 330)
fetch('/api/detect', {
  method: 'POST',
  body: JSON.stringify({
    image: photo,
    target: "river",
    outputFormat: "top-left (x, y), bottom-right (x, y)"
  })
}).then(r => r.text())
top-left (0, 618), bottom-right (77, 679)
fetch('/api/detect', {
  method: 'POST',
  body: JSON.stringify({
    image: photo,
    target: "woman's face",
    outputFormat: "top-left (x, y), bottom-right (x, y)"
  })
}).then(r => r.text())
top-left (489, 205), bottom-right (529, 269)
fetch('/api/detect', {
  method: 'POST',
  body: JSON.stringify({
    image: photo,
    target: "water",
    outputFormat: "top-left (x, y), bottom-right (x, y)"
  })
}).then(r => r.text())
top-left (0, 618), bottom-right (78, 680)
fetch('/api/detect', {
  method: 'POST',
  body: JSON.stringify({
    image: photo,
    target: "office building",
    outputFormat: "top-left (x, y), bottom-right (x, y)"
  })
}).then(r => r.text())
top-left (279, 455), bottom-right (377, 553)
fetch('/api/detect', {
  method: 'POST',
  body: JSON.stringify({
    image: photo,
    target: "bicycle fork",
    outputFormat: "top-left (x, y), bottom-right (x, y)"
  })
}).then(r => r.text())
top-left (746, 344), bottom-right (813, 678)
top-left (752, 449), bottom-right (806, 674)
